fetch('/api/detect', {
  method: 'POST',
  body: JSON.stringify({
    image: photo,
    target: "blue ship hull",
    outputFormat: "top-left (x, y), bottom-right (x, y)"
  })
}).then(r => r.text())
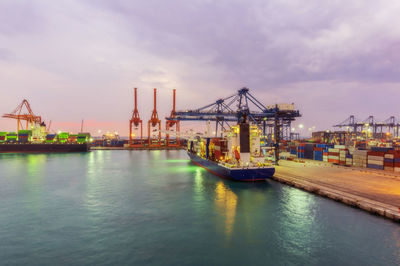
top-left (188, 152), bottom-right (275, 181)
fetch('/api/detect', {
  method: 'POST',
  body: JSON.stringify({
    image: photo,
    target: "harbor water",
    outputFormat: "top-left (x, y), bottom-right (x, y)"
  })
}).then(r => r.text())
top-left (0, 150), bottom-right (399, 265)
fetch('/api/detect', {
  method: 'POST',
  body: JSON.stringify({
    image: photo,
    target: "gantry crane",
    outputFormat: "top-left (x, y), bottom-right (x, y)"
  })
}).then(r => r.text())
top-left (129, 88), bottom-right (143, 147)
top-left (334, 115), bottom-right (400, 139)
top-left (165, 89), bottom-right (180, 147)
top-left (2, 99), bottom-right (42, 131)
top-left (167, 87), bottom-right (301, 162)
top-left (148, 88), bottom-right (161, 147)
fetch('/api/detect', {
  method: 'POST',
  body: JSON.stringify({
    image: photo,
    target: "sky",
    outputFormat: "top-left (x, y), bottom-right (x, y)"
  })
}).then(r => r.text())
top-left (1, 0), bottom-right (400, 136)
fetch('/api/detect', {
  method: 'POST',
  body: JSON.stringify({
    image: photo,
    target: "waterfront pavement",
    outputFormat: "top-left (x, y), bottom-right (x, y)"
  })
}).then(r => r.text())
top-left (275, 160), bottom-right (400, 221)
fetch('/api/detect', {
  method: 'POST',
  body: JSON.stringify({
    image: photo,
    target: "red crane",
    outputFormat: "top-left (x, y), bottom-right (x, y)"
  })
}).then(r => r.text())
top-left (166, 89), bottom-right (180, 147)
top-left (2, 99), bottom-right (42, 132)
top-left (148, 88), bottom-right (161, 147)
top-left (129, 88), bottom-right (143, 147)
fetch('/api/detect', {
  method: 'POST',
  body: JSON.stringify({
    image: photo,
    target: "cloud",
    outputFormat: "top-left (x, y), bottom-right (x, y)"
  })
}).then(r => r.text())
top-left (1, 0), bottom-right (400, 135)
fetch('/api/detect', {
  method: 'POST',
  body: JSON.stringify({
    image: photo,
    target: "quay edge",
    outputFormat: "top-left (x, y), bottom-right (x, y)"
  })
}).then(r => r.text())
top-left (272, 173), bottom-right (400, 223)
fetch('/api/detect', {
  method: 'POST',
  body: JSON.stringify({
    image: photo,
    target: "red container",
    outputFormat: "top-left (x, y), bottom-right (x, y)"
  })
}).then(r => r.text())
top-left (367, 151), bottom-right (385, 157)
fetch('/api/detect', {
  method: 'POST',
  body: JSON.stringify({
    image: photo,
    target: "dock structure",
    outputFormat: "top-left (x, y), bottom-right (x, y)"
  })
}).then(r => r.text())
top-left (274, 160), bottom-right (400, 222)
top-left (91, 146), bottom-right (184, 151)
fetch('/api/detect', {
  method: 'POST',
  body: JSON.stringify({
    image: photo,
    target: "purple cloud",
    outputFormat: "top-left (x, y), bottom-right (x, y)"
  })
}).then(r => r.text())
top-left (1, 0), bottom-right (400, 135)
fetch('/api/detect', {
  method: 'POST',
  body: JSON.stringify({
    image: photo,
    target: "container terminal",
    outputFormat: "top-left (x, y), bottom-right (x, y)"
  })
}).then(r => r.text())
top-left (0, 99), bottom-right (90, 153)
top-left (2, 88), bottom-right (400, 221)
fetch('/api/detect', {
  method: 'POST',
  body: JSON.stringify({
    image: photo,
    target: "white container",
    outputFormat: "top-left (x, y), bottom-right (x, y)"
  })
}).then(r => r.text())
top-left (368, 159), bottom-right (384, 165)
top-left (368, 156), bottom-right (384, 162)
top-left (385, 154), bottom-right (394, 159)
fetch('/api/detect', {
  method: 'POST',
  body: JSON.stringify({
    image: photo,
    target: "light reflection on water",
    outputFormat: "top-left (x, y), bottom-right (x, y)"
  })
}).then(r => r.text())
top-left (214, 181), bottom-right (238, 237)
top-left (0, 150), bottom-right (400, 265)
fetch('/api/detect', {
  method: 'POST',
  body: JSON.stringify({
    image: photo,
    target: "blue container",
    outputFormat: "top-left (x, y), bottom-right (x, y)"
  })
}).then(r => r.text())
top-left (371, 147), bottom-right (393, 152)
top-left (384, 158), bottom-right (394, 163)
top-left (367, 164), bottom-right (384, 170)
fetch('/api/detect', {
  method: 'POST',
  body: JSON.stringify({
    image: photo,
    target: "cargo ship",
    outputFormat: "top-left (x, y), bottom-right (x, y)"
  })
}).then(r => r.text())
top-left (187, 120), bottom-right (275, 181)
top-left (0, 123), bottom-right (90, 153)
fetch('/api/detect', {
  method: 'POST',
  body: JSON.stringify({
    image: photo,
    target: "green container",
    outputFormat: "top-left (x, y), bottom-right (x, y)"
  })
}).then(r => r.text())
top-left (18, 130), bottom-right (32, 135)
top-left (58, 132), bottom-right (69, 143)
top-left (6, 132), bottom-right (18, 142)
top-left (77, 133), bottom-right (91, 144)
top-left (0, 132), bottom-right (7, 143)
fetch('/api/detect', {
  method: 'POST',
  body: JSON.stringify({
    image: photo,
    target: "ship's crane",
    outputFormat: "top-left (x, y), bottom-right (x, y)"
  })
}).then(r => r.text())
top-left (129, 88), bottom-right (144, 147)
top-left (47, 120), bottom-right (52, 132)
top-left (165, 89), bottom-right (181, 147)
top-left (148, 88), bottom-right (161, 147)
top-left (2, 99), bottom-right (42, 131)
top-left (167, 87), bottom-right (301, 162)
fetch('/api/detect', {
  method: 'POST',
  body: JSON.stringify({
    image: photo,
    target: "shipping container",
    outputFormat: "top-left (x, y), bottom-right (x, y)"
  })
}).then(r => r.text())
top-left (6, 132), bottom-right (18, 143)
top-left (0, 132), bottom-right (7, 143)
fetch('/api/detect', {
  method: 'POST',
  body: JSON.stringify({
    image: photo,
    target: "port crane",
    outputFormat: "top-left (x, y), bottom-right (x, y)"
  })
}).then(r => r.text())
top-left (2, 99), bottom-right (42, 131)
top-left (334, 115), bottom-right (400, 138)
top-left (129, 88), bottom-right (144, 147)
top-left (166, 87), bottom-right (301, 162)
top-left (148, 88), bottom-right (162, 147)
top-left (165, 89), bottom-right (181, 147)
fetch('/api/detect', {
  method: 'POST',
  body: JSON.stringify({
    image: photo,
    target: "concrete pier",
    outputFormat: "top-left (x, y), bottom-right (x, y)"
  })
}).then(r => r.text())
top-left (91, 146), bottom-right (184, 151)
top-left (274, 160), bottom-right (400, 222)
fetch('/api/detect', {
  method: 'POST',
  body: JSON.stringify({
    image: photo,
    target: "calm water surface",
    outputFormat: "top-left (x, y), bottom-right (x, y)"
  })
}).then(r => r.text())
top-left (0, 150), bottom-right (399, 265)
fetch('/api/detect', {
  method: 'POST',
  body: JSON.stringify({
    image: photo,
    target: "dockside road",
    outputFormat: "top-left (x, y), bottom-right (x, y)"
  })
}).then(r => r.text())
top-left (274, 160), bottom-right (400, 222)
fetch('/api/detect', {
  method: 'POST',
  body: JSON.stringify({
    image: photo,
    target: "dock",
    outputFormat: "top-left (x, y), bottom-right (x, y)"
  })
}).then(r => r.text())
top-left (274, 160), bottom-right (400, 222)
top-left (90, 146), bottom-right (184, 151)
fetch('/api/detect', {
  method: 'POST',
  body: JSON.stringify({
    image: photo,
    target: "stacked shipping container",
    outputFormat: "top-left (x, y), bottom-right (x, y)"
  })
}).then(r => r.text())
top-left (367, 151), bottom-right (385, 170)
top-left (304, 143), bottom-right (315, 159)
top-left (339, 149), bottom-right (347, 165)
top-left (328, 148), bottom-right (339, 164)
top-left (395, 154), bottom-right (400, 172)
top-left (313, 144), bottom-right (333, 161)
top-left (384, 153), bottom-right (394, 171)
top-left (297, 144), bottom-right (305, 158)
top-left (288, 142), bottom-right (400, 173)
top-left (353, 150), bottom-right (368, 167)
